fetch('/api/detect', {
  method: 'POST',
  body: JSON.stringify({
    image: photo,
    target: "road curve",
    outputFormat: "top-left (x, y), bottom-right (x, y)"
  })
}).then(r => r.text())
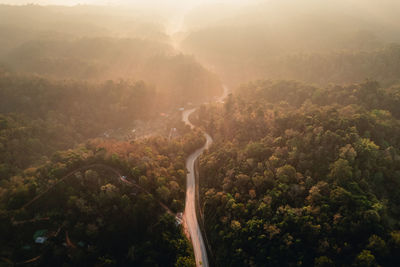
top-left (183, 108), bottom-right (212, 267)
top-left (182, 84), bottom-right (229, 267)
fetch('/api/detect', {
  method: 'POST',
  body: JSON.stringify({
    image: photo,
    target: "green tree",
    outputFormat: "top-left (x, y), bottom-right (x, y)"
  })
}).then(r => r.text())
top-left (330, 159), bottom-right (353, 185)
top-left (354, 250), bottom-right (376, 267)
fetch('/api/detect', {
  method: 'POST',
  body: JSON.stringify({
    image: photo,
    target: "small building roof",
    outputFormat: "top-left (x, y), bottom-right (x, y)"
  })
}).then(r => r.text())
top-left (35, 237), bottom-right (47, 244)
top-left (33, 229), bottom-right (48, 240)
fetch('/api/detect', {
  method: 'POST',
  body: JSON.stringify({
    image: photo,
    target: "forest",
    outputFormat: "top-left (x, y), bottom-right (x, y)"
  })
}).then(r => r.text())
top-left (194, 80), bottom-right (400, 266)
top-left (1, 131), bottom-right (204, 265)
top-left (1, 0), bottom-right (400, 266)
top-left (0, 4), bottom-right (216, 266)
top-left (0, 68), bottom-right (208, 265)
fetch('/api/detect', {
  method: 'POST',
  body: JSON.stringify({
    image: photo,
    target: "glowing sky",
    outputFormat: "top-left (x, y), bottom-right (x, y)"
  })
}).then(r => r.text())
top-left (0, 0), bottom-right (254, 7)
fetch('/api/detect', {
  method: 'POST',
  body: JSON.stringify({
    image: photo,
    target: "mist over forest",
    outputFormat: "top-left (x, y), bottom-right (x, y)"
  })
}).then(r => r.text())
top-left (0, 1), bottom-right (400, 266)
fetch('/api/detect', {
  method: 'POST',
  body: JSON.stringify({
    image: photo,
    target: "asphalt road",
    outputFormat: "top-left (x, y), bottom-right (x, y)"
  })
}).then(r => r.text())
top-left (183, 108), bottom-right (211, 267)
top-left (182, 84), bottom-right (228, 267)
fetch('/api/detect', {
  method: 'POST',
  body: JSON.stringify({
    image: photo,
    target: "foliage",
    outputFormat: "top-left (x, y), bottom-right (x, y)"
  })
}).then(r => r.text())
top-left (0, 73), bottom-right (158, 179)
top-left (196, 80), bottom-right (400, 266)
top-left (0, 132), bottom-right (205, 265)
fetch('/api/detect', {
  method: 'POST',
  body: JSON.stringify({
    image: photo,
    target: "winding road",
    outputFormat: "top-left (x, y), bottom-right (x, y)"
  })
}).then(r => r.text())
top-left (182, 85), bottom-right (228, 267)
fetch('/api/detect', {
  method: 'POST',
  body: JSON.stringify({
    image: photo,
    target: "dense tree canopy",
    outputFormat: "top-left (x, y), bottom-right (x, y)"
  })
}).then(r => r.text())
top-left (0, 73), bottom-right (158, 179)
top-left (195, 80), bottom-right (400, 266)
top-left (0, 130), bottom-right (204, 266)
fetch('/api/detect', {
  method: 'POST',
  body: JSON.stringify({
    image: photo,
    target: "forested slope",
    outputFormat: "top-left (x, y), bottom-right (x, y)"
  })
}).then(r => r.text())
top-left (195, 80), bottom-right (400, 266)
top-left (0, 72), bottom-right (159, 179)
top-left (0, 124), bottom-right (204, 266)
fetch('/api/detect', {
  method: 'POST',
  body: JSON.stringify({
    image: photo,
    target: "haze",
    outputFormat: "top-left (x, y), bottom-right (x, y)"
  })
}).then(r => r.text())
top-left (1, 1), bottom-right (400, 266)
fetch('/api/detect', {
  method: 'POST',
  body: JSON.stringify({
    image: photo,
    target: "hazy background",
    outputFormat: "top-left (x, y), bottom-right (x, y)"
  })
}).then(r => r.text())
top-left (179, 0), bottom-right (400, 87)
top-left (1, 0), bottom-right (399, 88)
